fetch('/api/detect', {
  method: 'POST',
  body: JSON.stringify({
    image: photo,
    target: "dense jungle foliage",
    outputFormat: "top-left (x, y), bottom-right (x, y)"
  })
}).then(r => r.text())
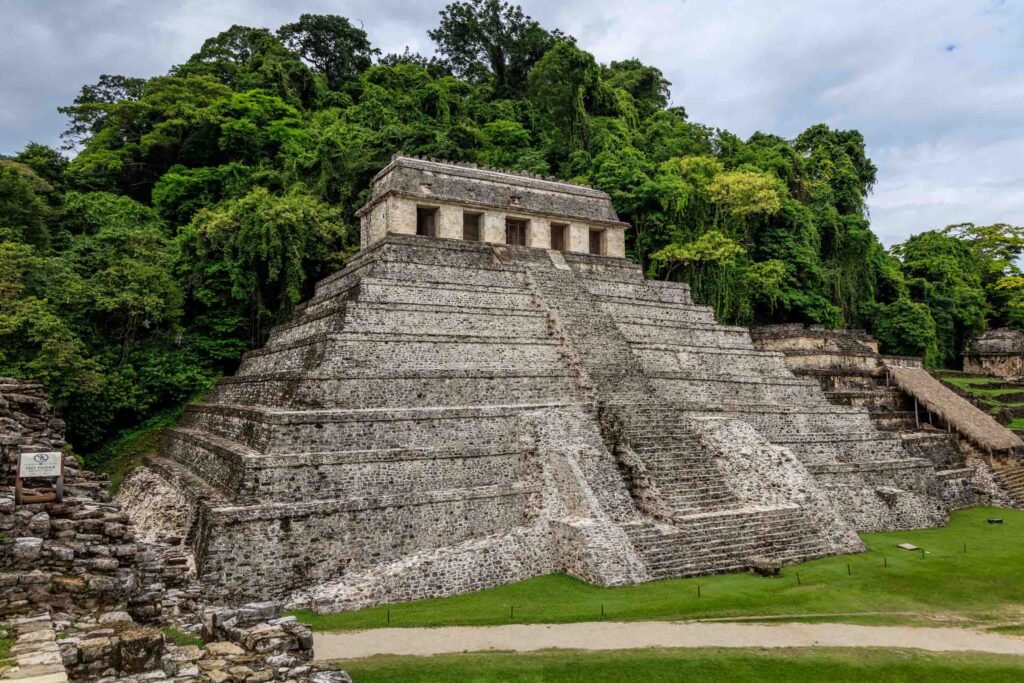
top-left (2, 1), bottom-right (1023, 456)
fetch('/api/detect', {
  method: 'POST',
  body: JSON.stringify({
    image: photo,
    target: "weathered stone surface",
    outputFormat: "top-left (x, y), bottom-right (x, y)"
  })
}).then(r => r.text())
top-left (309, 672), bottom-right (353, 683)
top-left (357, 155), bottom-right (628, 256)
top-left (0, 384), bottom-right (343, 683)
top-left (204, 642), bottom-right (245, 657)
top-left (751, 324), bottom-right (1011, 517)
top-left (13, 537), bottom-right (43, 561)
top-left (964, 327), bottom-right (1024, 378)
top-left (1, 616), bottom-right (69, 683)
top-left (96, 611), bottom-right (133, 625)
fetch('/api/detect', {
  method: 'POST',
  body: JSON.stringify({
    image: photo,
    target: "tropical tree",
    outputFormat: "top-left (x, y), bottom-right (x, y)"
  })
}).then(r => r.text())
top-left (277, 14), bottom-right (379, 90)
top-left (429, 0), bottom-right (560, 96)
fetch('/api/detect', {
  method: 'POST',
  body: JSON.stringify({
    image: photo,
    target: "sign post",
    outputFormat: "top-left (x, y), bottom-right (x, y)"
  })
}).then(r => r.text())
top-left (15, 451), bottom-right (63, 505)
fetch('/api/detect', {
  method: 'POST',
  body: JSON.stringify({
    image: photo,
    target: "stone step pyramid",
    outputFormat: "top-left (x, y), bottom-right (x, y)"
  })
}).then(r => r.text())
top-left (133, 157), bottom-right (956, 608)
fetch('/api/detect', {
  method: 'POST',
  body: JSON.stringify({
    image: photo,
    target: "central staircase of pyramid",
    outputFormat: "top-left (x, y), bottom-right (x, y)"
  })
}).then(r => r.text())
top-left (150, 235), bottom-right (948, 605)
top-left (513, 250), bottom-right (857, 577)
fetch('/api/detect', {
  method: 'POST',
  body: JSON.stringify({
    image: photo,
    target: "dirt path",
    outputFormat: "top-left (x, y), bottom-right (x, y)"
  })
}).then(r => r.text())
top-left (313, 621), bottom-right (1024, 660)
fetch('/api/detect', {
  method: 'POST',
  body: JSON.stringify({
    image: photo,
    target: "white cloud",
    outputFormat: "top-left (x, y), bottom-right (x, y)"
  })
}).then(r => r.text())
top-left (1, 0), bottom-right (1022, 245)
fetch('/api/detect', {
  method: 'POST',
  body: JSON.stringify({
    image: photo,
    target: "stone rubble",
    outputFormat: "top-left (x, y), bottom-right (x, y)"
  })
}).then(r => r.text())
top-left (1, 379), bottom-right (351, 683)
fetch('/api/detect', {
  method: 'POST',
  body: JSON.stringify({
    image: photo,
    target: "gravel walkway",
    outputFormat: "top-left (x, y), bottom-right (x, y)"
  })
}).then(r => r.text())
top-left (314, 621), bottom-right (1024, 660)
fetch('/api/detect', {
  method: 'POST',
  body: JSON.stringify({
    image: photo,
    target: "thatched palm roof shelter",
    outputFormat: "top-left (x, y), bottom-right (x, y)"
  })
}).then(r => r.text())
top-left (886, 365), bottom-right (1023, 452)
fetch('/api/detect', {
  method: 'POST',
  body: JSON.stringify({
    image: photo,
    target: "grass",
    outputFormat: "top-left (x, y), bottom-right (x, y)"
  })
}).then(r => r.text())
top-left (0, 624), bottom-right (13, 671)
top-left (989, 623), bottom-right (1024, 636)
top-left (940, 376), bottom-right (1024, 416)
top-left (339, 647), bottom-right (1024, 682)
top-left (87, 404), bottom-right (190, 493)
top-left (162, 627), bottom-right (204, 647)
top-left (294, 507), bottom-right (1024, 632)
top-left (942, 376), bottom-right (1006, 389)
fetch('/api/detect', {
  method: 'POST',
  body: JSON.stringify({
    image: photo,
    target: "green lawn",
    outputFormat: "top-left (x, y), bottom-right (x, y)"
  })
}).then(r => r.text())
top-left (162, 627), bottom-right (204, 647)
top-left (940, 376), bottom-right (1024, 416)
top-left (339, 647), bottom-right (1024, 682)
top-left (295, 507), bottom-right (1024, 631)
top-left (942, 376), bottom-right (1007, 390)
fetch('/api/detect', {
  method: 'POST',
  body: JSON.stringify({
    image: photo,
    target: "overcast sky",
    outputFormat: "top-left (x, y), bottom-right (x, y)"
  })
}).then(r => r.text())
top-left (2, 0), bottom-right (1022, 245)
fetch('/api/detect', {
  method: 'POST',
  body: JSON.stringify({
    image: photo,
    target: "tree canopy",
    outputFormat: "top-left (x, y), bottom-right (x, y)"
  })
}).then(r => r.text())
top-left (1, 3), bottom-right (1020, 456)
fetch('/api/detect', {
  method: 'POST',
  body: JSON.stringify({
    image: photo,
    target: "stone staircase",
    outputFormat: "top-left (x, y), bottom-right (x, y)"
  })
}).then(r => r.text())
top-left (992, 459), bottom-right (1024, 504)
top-left (521, 250), bottom-right (653, 401)
top-left (608, 401), bottom-right (840, 572)
top-left (594, 283), bottom-right (948, 531)
top-left (816, 373), bottom-right (970, 470)
top-left (616, 407), bottom-right (738, 516)
top-left (621, 504), bottom-right (833, 579)
top-left (515, 252), bottom-right (841, 573)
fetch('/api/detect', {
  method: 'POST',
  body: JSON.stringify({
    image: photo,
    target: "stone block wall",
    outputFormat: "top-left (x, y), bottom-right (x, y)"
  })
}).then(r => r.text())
top-left (357, 156), bottom-right (629, 256)
top-left (192, 480), bottom-right (537, 602)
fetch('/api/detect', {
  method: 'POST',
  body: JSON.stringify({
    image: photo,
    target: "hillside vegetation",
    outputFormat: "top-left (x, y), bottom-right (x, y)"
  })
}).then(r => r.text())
top-left (1, 0), bottom-right (1023, 459)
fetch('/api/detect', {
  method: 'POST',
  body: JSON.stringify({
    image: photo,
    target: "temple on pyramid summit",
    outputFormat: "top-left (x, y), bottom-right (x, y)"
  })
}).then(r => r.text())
top-left (130, 155), bottom-right (981, 610)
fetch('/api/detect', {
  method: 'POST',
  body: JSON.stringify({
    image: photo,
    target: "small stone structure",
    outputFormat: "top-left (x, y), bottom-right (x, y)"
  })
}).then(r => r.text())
top-left (129, 158), bottom-right (958, 610)
top-left (751, 325), bottom-right (1014, 509)
top-left (964, 328), bottom-right (1024, 378)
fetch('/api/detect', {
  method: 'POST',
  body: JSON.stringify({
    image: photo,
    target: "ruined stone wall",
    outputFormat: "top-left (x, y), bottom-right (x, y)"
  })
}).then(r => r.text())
top-left (301, 526), bottom-right (557, 613)
top-left (964, 354), bottom-right (1024, 379)
top-left (0, 378), bottom-right (65, 482)
top-left (0, 379), bottom-right (191, 622)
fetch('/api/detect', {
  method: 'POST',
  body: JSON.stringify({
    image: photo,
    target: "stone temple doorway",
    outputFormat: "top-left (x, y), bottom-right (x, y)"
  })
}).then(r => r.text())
top-left (506, 218), bottom-right (528, 246)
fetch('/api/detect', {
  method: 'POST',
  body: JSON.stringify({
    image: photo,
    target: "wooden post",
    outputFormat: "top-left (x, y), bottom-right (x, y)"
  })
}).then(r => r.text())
top-left (14, 464), bottom-right (23, 505)
top-left (914, 397), bottom-right (920, 428)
